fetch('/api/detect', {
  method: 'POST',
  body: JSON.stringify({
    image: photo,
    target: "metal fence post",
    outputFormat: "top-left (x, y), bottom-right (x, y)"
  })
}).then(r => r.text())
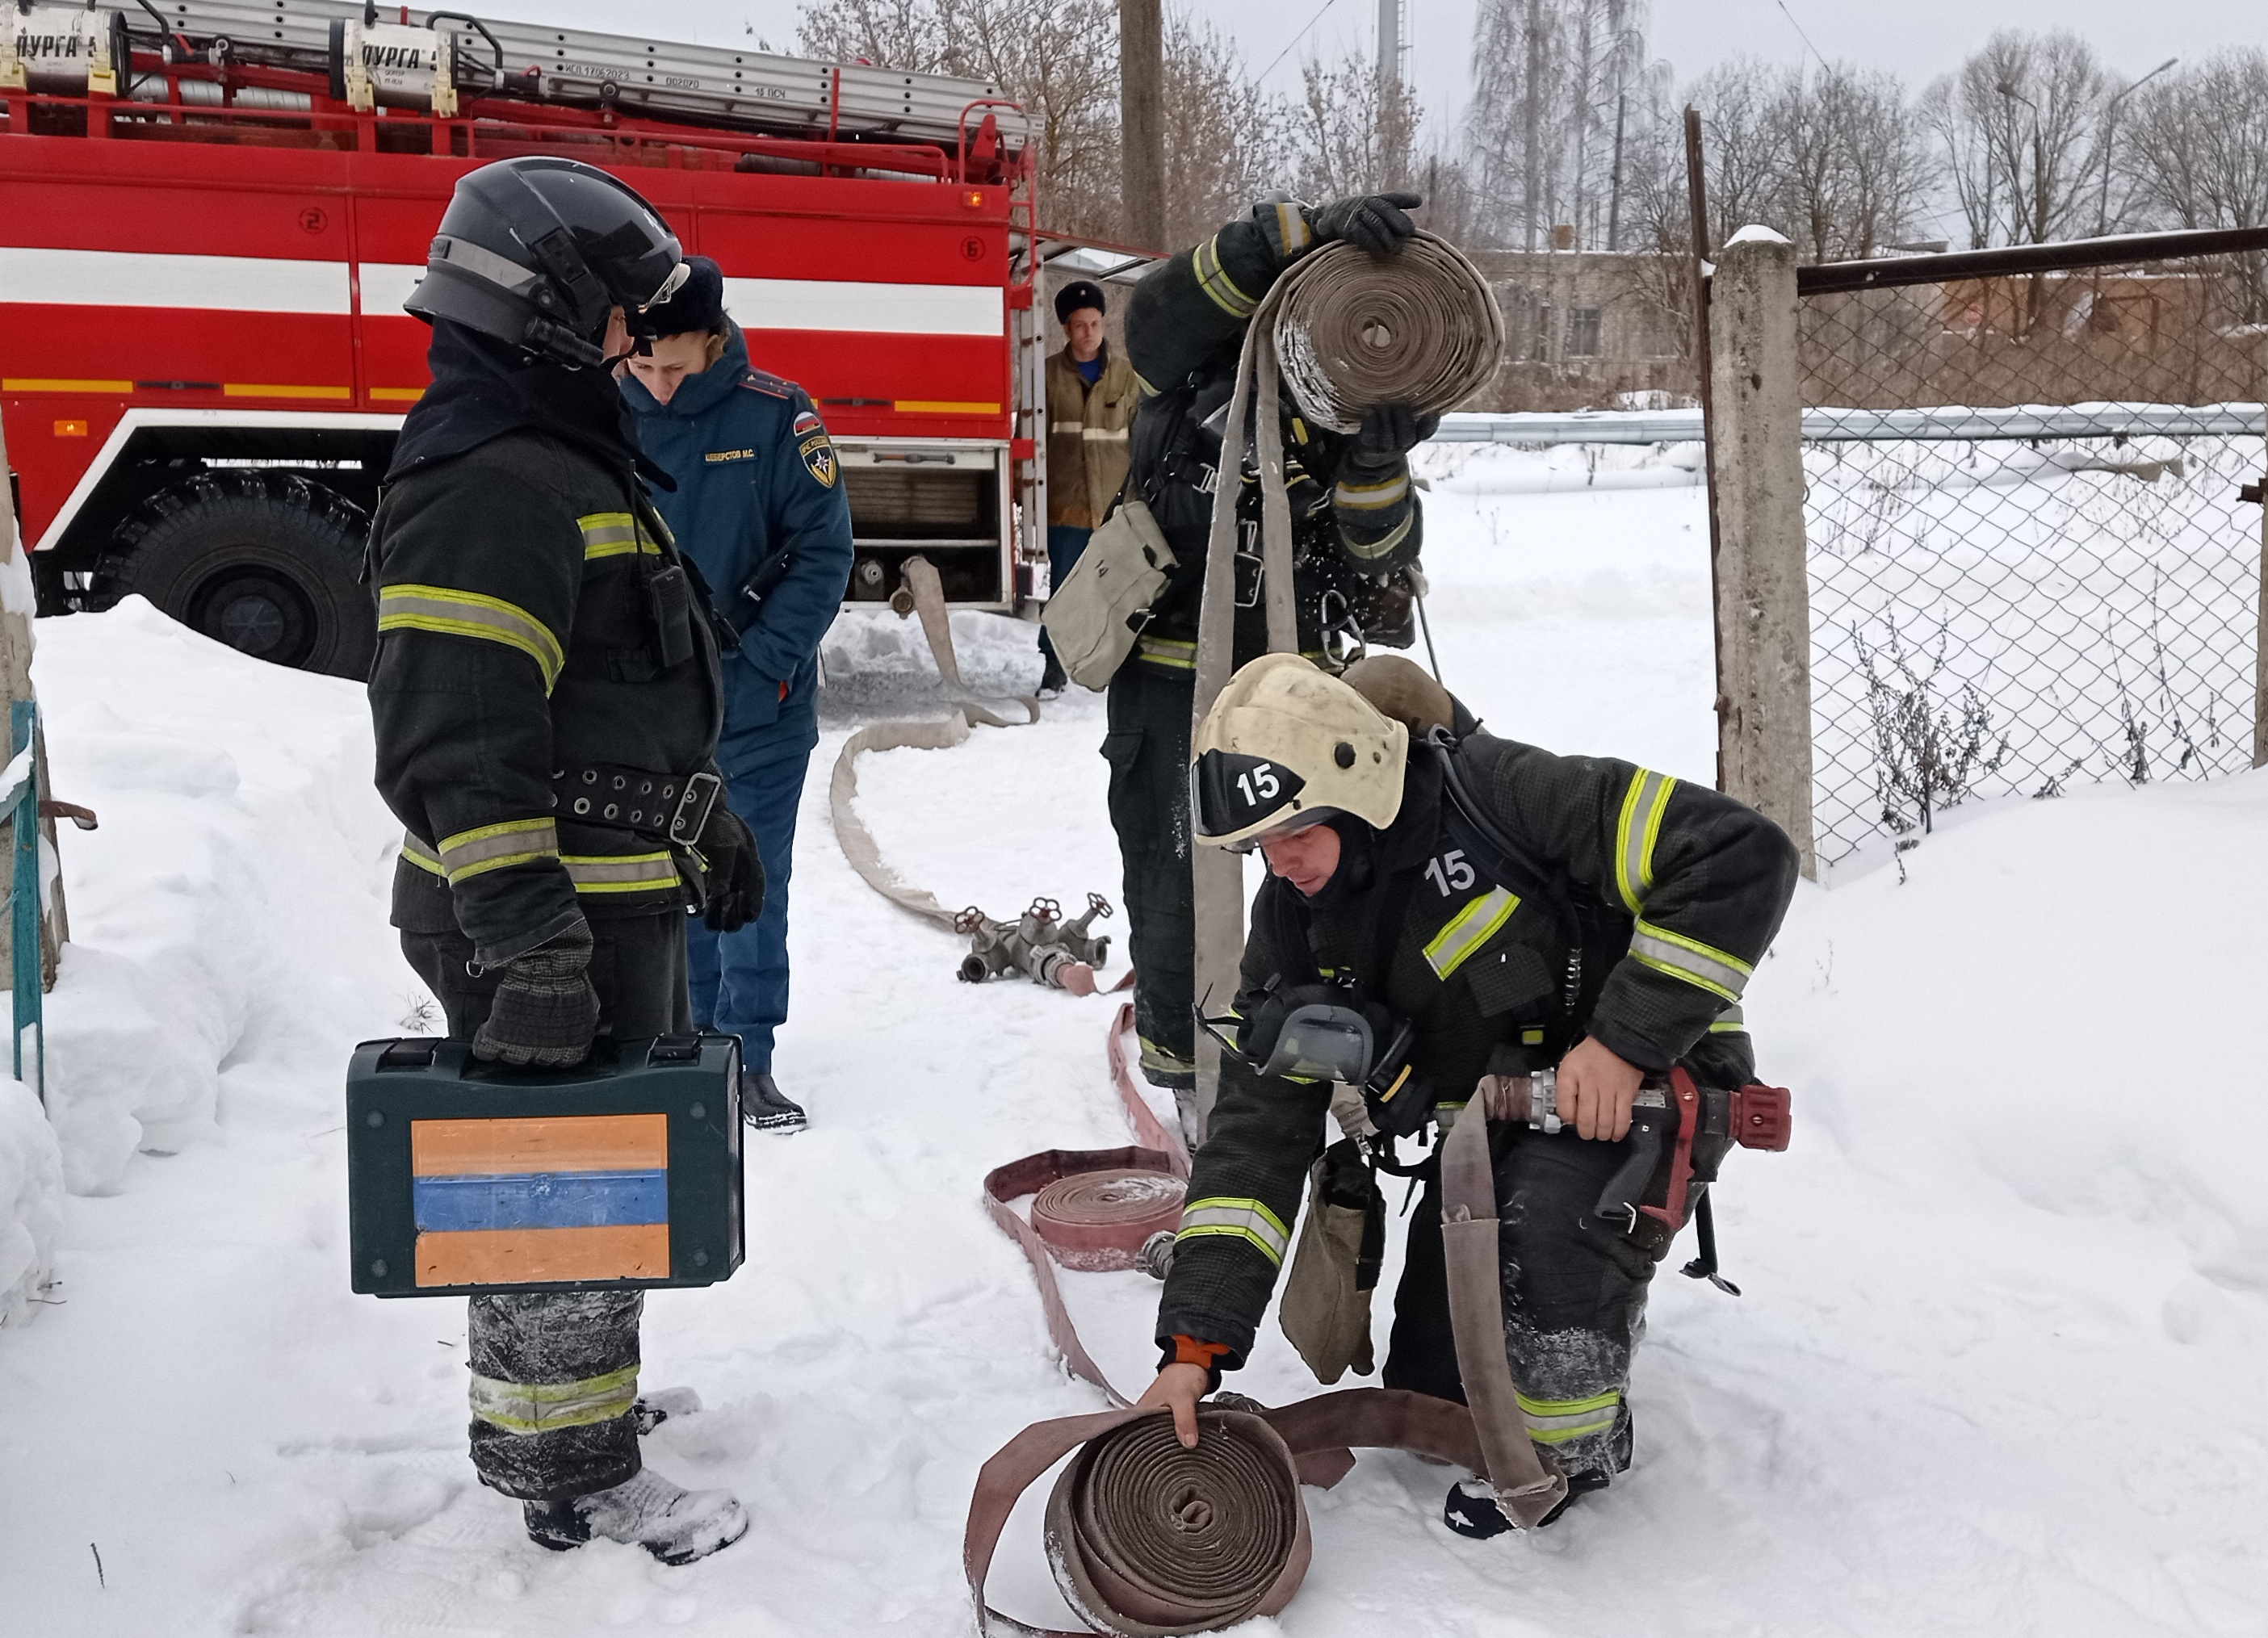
top-left (1708, 228), bottom-right (1817, 878)
top-left (2257, 405), bottom-right (2268, 770)
top-left (6, 701), bottom-right (40, 1098)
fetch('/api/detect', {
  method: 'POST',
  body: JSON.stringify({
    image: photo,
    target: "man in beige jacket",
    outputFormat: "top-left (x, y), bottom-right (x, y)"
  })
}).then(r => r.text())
top-left (1038, 278), bottom-right (1138, 696)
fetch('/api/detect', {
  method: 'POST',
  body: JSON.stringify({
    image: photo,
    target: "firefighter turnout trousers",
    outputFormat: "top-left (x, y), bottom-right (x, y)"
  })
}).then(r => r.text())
top-left (1101, 659), bottom-right (1200, 1090)
top-left (1382, 1125), bottom-right (1669, 1480)
top-left (401, 911), bottom-right (693, 1502)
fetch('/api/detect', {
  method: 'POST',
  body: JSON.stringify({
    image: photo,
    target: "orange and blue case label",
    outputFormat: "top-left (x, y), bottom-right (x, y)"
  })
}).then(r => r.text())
top-left (410, 1112), bottom-right (671, 1287)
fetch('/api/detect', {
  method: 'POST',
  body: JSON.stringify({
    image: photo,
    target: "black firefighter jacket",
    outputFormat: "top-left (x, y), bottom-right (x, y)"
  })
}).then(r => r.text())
top-left (370, 427), bottom-right (724, 968)
top-left (1156, 735), bottom-right (1803, 1368)
top-left (1121, 202), bottom-right (1425, 671)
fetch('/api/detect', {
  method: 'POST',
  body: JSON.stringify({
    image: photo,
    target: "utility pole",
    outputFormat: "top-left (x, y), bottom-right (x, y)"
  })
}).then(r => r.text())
top-left (1377, 0), bottom-right (1400, 83)
top-left (1607, 90), bottom-right (1626, 253)
top-left (1522, 0), bottom-right (1542, 252)
top-left (1119, 0), bottom-right (1165, 251)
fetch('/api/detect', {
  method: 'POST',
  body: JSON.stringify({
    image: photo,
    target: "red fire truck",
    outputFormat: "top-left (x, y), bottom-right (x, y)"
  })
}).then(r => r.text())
top-left (0, 0), bottom-right (1054, 676)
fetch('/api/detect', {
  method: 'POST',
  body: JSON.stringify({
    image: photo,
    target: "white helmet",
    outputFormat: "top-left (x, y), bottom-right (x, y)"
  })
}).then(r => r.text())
top-left (1189, 654), bottom-right (1409, 848)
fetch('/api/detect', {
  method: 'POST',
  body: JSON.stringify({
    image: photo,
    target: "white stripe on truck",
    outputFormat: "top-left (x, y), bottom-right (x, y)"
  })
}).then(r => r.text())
top-left (720, 276), bottom-right (1003, 336)
top-left (0, 245), bottom-right (352, 314)
top-left (0, 248), bottom-right (1005, 337)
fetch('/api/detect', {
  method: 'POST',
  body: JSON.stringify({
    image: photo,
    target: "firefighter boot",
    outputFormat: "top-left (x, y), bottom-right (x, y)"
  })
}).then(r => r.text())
top-left (1442, 1469), bottom-right (1612, 1538)
top-left (523, 1469), bottom-right (749, 1565)
top-left (742, 1070), bottom-right (807, 1133)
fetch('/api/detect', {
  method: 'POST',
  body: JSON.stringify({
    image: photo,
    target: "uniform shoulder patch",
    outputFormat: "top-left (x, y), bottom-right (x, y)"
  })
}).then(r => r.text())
top-left (738, 368), bottom-right (797, 400)
top-left (791, 408), bottom-right (824, 439)
top-left (799, 429), bottom-right (837, 488)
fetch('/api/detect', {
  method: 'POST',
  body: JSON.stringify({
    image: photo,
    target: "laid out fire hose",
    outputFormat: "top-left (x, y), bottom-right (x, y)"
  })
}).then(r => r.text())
top-left (963, 1011), bottom-right (1572, 1637)
top-left (1189, 234), bottom-right (1506, 1136)
top-left (829, 554), bottom-right (1039, 929)
top-left (977, 1008), bottom-right (1190, 1397)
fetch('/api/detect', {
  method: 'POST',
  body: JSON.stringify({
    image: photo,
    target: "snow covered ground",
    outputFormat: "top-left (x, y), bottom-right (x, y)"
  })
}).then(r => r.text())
top-left (3, 455), bottom-right (2264, 1635)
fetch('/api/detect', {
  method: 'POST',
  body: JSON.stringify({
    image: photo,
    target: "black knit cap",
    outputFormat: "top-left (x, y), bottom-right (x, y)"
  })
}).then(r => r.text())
top-left (1054, 279), bottom-right (1106, 324)
top-left (639, 253), bottom-right (727, 337)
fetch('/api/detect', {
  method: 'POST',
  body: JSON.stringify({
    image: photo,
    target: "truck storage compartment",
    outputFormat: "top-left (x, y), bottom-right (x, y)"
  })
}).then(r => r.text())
top-left (837, 442), bottom-right (1007, 606)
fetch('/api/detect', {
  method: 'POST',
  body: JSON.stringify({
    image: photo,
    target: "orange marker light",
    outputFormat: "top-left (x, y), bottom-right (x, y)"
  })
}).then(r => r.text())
top-left (52, 419), bottom-right (88, 438)
top-left (963, 190), bottom-right (985, 209)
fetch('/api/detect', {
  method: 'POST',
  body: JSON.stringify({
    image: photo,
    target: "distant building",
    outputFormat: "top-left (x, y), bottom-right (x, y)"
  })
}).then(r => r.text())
top-left (1463, 249), bottom-right (1692, 413)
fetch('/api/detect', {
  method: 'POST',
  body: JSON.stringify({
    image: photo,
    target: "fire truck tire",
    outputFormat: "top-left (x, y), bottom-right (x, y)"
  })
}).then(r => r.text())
top-left (96, 472), bottom-right (376, 679)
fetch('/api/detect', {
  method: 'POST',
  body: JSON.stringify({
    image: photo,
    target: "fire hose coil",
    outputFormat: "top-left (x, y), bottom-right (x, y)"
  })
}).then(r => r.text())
top-left (1272, 233), bottom-right (1507, 433)
top-left (986, 1149), bottom-right (1186, 1276)
top-left (1030, 1170), bottom-right (1186, 1272)
top-left (1048, 1410), bottom-right (1304, 1636)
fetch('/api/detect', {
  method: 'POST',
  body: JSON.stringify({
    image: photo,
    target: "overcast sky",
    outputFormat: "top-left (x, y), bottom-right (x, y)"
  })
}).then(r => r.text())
top-left (476, 0), bottom-right (2265, 144)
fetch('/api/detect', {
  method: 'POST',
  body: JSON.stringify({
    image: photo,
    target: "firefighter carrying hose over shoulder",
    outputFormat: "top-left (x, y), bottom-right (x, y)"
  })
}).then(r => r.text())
top-left (1136, 655), bottom-right (1800, 1535)
top-left (1101, 192), bottom-right (1433, 1107)
top-left (369, 156), bottom-right (763, 1564)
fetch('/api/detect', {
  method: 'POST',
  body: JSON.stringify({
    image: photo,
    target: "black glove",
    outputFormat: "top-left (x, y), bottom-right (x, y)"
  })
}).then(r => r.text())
top-left (697, 806), bottom-right (765, 932)
top-left (1307, 192), bottom-right (1423, 258)
top-left (1350, 403), bottom-right (1439, 467)
top-left (472, 923), bottom-right (600, 1068)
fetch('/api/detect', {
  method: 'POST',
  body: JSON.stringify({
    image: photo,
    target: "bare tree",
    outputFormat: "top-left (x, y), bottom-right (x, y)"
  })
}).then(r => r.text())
top-left (1922, 30), bottom-right (2108, 249)
top-left (2123, 49), bottom-right (2268, 232)
top-left (1684, 59), bottom-right (1788, 249)
top-left (1762, 63), bottom-right (1934, 262)
top-left (1466, 0), bottom-right (1651, 250)
top-left (1288, 48), bottom-right (1424, 203)
top-left (799, 0), bottom-right (1121, 239)
top-left (1159, 17), bottom-right (1286, 249)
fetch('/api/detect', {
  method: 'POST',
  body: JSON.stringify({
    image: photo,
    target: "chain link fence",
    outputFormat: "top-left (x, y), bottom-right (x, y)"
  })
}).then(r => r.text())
top-left (1796, 245), bottom-right (2268, 869)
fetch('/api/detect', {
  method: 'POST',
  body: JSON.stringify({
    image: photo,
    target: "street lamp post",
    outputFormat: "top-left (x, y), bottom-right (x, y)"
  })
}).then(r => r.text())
top-left (2098, 57), bottom-right (2180, 237)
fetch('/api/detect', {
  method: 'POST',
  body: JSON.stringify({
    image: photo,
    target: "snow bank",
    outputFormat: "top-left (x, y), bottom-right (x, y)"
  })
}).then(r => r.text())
top-left (31, 597), bottom-right (409, 1192)
top-left (820, 605), bottom-right (1043, 714)
top-left (0, 1075), bottom-right (62, 1330)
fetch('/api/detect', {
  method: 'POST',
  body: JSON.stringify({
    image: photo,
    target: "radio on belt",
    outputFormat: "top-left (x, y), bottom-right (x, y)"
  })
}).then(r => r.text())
top-left (346, 1034), bottom-right (744, 1298)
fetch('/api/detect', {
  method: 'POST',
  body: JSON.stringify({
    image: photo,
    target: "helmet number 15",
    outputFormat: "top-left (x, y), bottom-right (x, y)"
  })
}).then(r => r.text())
top-left (1424, 849), bottom-right (1476, 896)
top-left (1237, 763), bottom-right (1281, 807)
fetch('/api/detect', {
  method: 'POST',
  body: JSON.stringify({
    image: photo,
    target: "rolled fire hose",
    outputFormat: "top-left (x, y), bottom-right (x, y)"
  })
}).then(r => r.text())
top-left (965, 1389), bottom-right (1494, 1638)
top-left (1189, 234), bottom-right (1505, 1135)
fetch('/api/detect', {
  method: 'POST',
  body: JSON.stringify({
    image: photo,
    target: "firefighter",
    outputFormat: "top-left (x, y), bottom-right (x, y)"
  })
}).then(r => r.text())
top-left (371, 156), bottom-right (764, 1564)
top-left (1107, 192), bottom-right (1433, 1096)
top-left (1136, 655), bottom-right (1801, 1534)
top-left (620, 256), bottom-right (857, 1135)
top-left (1038, 278), bottom-right (1138, 698)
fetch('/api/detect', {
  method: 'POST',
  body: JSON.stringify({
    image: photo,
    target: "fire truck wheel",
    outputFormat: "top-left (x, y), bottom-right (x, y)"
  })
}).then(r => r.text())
top-left (96, 472), bottom-right (376, 679)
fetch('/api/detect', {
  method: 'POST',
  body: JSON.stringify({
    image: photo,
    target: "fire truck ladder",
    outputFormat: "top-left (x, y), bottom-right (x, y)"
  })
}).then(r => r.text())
top-left (112, 0), bottom-right (1031, 150)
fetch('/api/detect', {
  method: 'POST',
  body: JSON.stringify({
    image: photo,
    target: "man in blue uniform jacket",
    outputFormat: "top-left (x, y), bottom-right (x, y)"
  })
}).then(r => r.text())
top-left (622, 258), bottom-right (854, 1131)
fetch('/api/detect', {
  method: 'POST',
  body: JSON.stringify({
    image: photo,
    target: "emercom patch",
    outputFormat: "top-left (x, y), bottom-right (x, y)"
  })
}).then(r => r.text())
top-left (799, 434), bottom-right (837, 488)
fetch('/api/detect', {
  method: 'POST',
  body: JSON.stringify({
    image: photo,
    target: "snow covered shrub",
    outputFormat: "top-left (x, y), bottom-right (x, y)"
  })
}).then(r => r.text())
top-left (1855, 618), bottom-right (2009, 836)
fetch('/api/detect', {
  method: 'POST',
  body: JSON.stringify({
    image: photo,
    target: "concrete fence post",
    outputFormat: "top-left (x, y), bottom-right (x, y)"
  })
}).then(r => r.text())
top-left (1708, 227), bottom-right (1817, 878)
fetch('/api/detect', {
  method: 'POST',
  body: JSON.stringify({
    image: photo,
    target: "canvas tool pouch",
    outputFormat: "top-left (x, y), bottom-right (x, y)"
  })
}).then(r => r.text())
top-left (1040, 497), bottom-right (1177, 689)
top-left (1277, 1140), bottom-right (1381, 1384)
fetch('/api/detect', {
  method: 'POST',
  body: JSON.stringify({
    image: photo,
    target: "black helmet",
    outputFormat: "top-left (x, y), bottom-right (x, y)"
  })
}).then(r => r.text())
top-left (405, 157), bottom-right (689, 368)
